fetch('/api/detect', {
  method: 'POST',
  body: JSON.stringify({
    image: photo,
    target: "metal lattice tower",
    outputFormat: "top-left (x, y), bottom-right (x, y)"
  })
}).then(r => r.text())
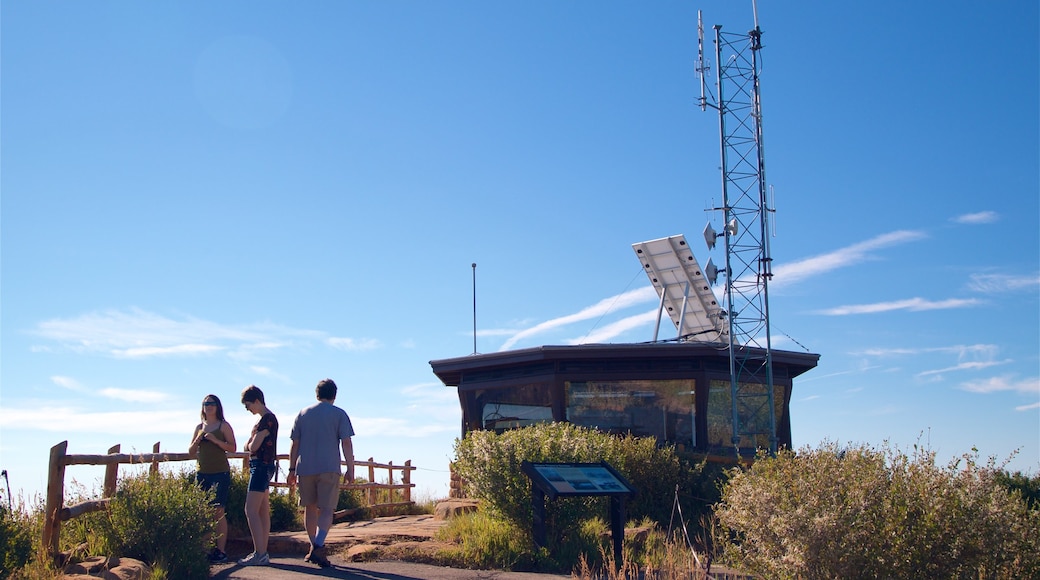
top-left (697, 10), bottom-right (778, 455)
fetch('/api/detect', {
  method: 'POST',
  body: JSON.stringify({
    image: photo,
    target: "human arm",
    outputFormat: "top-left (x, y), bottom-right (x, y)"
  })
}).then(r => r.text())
top-left (246, 428), bottom-right (269, 453)
top-left (287, 439), bottom-right (300, 485)
top-left (219, 422), bottom-right (237, 453)
top-left (342, 437), bottom-right (354, 483)
top-left (189, 424), bottom-right (204, 457)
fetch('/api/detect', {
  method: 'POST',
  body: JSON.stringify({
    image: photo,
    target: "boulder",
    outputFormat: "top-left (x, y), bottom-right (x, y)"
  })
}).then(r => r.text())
top-left (433, 499), bottom-right (479, 520)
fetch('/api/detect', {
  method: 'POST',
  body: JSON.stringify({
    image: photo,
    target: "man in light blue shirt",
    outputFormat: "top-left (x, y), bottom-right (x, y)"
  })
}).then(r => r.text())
top-left (287, 378), bottom-right (354, 568)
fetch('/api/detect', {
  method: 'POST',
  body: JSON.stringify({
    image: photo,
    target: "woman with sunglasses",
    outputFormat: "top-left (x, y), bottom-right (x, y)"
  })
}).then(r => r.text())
top-left (189, 394), bottom-right (237, 564)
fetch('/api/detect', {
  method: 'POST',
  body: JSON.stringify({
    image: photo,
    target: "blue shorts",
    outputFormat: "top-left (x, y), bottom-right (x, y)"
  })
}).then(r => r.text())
top-left (196, 471), bottom-right (231, 507)
top-left (247, 459), bottom-right (275, 492)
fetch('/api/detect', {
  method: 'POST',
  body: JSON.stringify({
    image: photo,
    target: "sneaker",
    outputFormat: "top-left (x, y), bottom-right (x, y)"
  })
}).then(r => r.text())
top-left (238, 551), bottom-right (270, 566)
top-left (303, 545), bottom-right (313, 563)
top-left (208, 549), bottom-right (228, 564)
top-left (309, 545), bottom-right (331, 568)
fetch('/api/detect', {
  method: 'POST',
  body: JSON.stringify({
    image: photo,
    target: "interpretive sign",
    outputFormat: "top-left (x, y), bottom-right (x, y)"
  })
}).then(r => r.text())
top-left (521, 461), bottom-right (636, 568)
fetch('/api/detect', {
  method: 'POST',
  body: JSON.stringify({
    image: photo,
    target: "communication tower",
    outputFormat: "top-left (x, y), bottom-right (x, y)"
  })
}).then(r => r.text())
top-left (697, 7), bottom-right (779, 455)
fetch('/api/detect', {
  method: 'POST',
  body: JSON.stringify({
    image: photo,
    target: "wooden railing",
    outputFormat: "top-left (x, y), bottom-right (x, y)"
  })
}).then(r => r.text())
top-left (42, 440), bottom-right (415, 559)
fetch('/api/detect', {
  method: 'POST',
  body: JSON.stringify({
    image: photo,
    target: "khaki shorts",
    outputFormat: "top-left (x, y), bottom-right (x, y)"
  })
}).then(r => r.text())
top-left (298, 472), bottom-right (340, 510)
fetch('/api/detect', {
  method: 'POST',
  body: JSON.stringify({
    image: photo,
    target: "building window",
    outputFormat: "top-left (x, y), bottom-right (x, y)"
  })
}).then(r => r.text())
top-left (706, 379), bottom-right (788, 450)
top-left (471, 382), bottom-right (554, 433)
top-left (565, 379), bottom-right (696, 446)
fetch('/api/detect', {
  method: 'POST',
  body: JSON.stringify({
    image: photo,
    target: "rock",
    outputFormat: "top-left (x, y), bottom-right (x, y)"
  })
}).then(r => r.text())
top-left (433, 499), bottom-right (479, 520)
top-left (63, 556), bottom-right (150, 580)
top-left (345, 544), bottom-right (382, 561)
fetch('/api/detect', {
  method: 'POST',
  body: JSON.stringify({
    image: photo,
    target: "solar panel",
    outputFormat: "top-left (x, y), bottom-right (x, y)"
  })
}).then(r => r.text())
top-left (632, 235), bottom-right (726, 343)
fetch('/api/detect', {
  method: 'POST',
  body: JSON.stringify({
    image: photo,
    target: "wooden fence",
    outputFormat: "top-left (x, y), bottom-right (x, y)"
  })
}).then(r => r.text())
top-left (42, 440), bottom-right (415, 559)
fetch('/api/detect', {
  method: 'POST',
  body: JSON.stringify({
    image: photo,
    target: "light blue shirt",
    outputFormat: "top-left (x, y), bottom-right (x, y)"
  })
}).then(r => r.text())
top-left (289, 401), bottom-right (354, 477)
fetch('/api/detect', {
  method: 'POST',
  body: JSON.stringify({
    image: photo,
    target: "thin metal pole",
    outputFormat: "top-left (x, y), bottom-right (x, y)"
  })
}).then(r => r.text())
top-left (471, 263), bottom-right (477, 355)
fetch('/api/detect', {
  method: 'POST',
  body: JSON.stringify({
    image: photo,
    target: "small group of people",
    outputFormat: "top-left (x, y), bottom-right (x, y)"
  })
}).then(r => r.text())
top-left (190, 378), bottom-right (354, 568)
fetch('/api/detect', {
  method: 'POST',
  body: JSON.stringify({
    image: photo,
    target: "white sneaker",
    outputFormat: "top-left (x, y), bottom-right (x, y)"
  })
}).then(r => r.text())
top-left (238, 552), bottom-right (270, 566)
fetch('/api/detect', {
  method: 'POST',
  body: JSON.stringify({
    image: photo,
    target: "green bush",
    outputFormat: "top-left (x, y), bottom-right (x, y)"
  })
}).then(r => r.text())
top-left (996, 469), bottom-right (1040, 510)
top-left (713, 441), bottom-right (1040, 579)
top-left (452, 422), bottom-right (703, 568)
top-left (223, 468), bottom-right (301, 538)
top-left (0, 502), bottom-right (33, 579)
top-left (90, 471), bottom-right (215, 579)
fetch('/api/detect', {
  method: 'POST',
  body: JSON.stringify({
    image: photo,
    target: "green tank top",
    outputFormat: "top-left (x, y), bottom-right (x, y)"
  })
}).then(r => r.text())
top-left (196, 422), bottom-right (230, 474)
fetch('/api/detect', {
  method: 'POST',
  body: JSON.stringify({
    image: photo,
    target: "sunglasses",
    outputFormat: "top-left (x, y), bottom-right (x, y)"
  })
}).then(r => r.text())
top-left (202, 402), bottom-right (217, 406)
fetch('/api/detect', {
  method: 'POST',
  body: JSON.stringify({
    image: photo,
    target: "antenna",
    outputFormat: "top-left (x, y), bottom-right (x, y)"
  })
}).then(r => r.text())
top-left (698, 7), bottom-right (778, 456)
top-left (471, 263), bottom-right (478, 355)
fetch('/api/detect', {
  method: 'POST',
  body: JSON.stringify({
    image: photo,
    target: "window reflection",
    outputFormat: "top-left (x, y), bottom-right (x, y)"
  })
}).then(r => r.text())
top-left (565, 380), bottom-right (696, 447)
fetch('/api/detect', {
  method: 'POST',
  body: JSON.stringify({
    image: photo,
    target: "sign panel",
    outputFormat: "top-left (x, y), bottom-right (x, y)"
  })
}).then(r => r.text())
top-left (522, 461), bottom-right (635, 500)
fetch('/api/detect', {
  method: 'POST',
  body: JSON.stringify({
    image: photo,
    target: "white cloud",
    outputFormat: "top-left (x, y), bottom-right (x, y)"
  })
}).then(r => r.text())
top-left (967, 273), bottom-right (1040, 293)
top-left (113, 344), bottom-right (225, 358)
top-left (1016, 401), bottom-right (1040, 411)
top-left (952, 211), bottom-right (999, 224)
top-left (51, 376), bottom-right (88, 392)
top-left (0, 406), bottom-right (195, 434)
top-left (916, 360), bottom-right (1012, 378)
top-left (856, 344), bottom-right (999, 359)
top-left (570, 309), bottom-right (660, 344)
top-left (499, 286), bottom-right (658, 350)
top-left (32, 308), bottom-right (319, 359)
top-left (98, 388), bottom-right (173, 403)
top-left (326, 337), bottom-right (382, 351)
top-left (814, 297), bottom-right (981, 316)
top-left (960, 376), bottom-right (1039, 395)
top-left (772, 230), bottom-right (927, 288)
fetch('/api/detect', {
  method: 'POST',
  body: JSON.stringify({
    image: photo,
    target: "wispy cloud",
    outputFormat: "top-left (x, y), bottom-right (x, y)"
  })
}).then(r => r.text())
top-left (916, 360), bottom-right (1012, 378)
top-left (31, 308), bottom-right (330, 359)
top-left (570, 309), bottom-right (660, 345)
top-left (326, 337), bottom-right (382, 351)
top-left (960, 375), bottom-right (1039, 395)
top-left (967, 273), bottom-right (1040, 293)
top-left (499, 286), bottom-right (657, 350)
top-left (772, 230), bottom-right (927, 288)
top-left (856, 344), bottom-right (999, 359)
top-left (51, 375), bottom-right (174, 403)
top-left (814, 297), bottom-right (981, 316)
top-left (1016, 401), bottom-right (1040, 412)
top-left (952, 211), bottom-right (999, 224)
top-left (0, 406), bottom-right (194, 434)
top-left (98, 388), bottom-right (173, 403)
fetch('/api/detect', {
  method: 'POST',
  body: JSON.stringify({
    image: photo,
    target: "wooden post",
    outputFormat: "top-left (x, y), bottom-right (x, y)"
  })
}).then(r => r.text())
top-left (150, 442), bottom-right (160, 475)
top-left (387, 461), bottom-right (394, 503)
top-left (42, 441), bottom-right (68, 560)
top-left (103, 445), bottom-right (120, 497)
top-left (404, 460), bottom-right (412, 503)
top-left (367, 457), bottom-right (376, 507)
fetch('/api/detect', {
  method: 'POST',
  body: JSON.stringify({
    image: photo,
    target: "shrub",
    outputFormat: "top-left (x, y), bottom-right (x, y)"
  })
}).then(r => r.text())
top-left (996, 469), bottom-right (1040, 510)
top-left (713, 441), bottom-right (1040, 579)
top-left (0, 502), bottom-right (33, 579)
top-left (90, 471), bottom-right (215, 579)
top-left (452, 422), bottom-right (704, 569)
top-left (223, 467), bottom-right (301, 538)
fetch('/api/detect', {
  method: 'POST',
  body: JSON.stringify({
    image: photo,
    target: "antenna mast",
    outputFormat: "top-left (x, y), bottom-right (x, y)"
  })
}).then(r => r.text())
top-left (697, 8), bottom-right (778, 456)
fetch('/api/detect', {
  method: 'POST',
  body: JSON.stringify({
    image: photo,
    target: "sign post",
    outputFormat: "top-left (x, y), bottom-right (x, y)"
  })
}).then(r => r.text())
top-left (521, 461), bottom-right (637, 567)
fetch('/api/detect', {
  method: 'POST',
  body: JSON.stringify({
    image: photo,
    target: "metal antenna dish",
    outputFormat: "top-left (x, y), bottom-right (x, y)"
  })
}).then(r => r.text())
top-left (633, 235), bottom-right (726, 343)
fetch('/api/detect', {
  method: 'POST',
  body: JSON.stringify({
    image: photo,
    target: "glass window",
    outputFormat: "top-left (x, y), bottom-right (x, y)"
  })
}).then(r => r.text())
top-left (565, 380), bottom-right (696, 446)
top-left (471, 382), bottom-right (554, 433)
top-left (707, 379), bottom-right (787, 450)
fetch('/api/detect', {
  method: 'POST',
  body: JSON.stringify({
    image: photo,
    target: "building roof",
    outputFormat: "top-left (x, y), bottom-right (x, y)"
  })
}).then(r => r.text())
top-left (430, 342), bottom-right (820, 387)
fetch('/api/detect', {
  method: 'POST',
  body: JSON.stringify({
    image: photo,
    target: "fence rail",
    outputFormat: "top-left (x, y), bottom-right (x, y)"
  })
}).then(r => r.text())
top-left (42, 440), bottom-right (414, 559)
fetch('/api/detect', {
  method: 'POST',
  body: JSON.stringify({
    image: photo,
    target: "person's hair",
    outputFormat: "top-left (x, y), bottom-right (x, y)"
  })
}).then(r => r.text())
top-left (241, 384), bottom-right (265, 405)
top-left (316, 378), bottom-right (337, 401)
top-left (200, 394), bottom-right (226, 422)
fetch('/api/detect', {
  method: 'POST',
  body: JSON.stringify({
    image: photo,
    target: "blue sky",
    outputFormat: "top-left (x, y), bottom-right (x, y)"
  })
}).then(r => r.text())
top-left (2, 1), bottom-right (1038, 501)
